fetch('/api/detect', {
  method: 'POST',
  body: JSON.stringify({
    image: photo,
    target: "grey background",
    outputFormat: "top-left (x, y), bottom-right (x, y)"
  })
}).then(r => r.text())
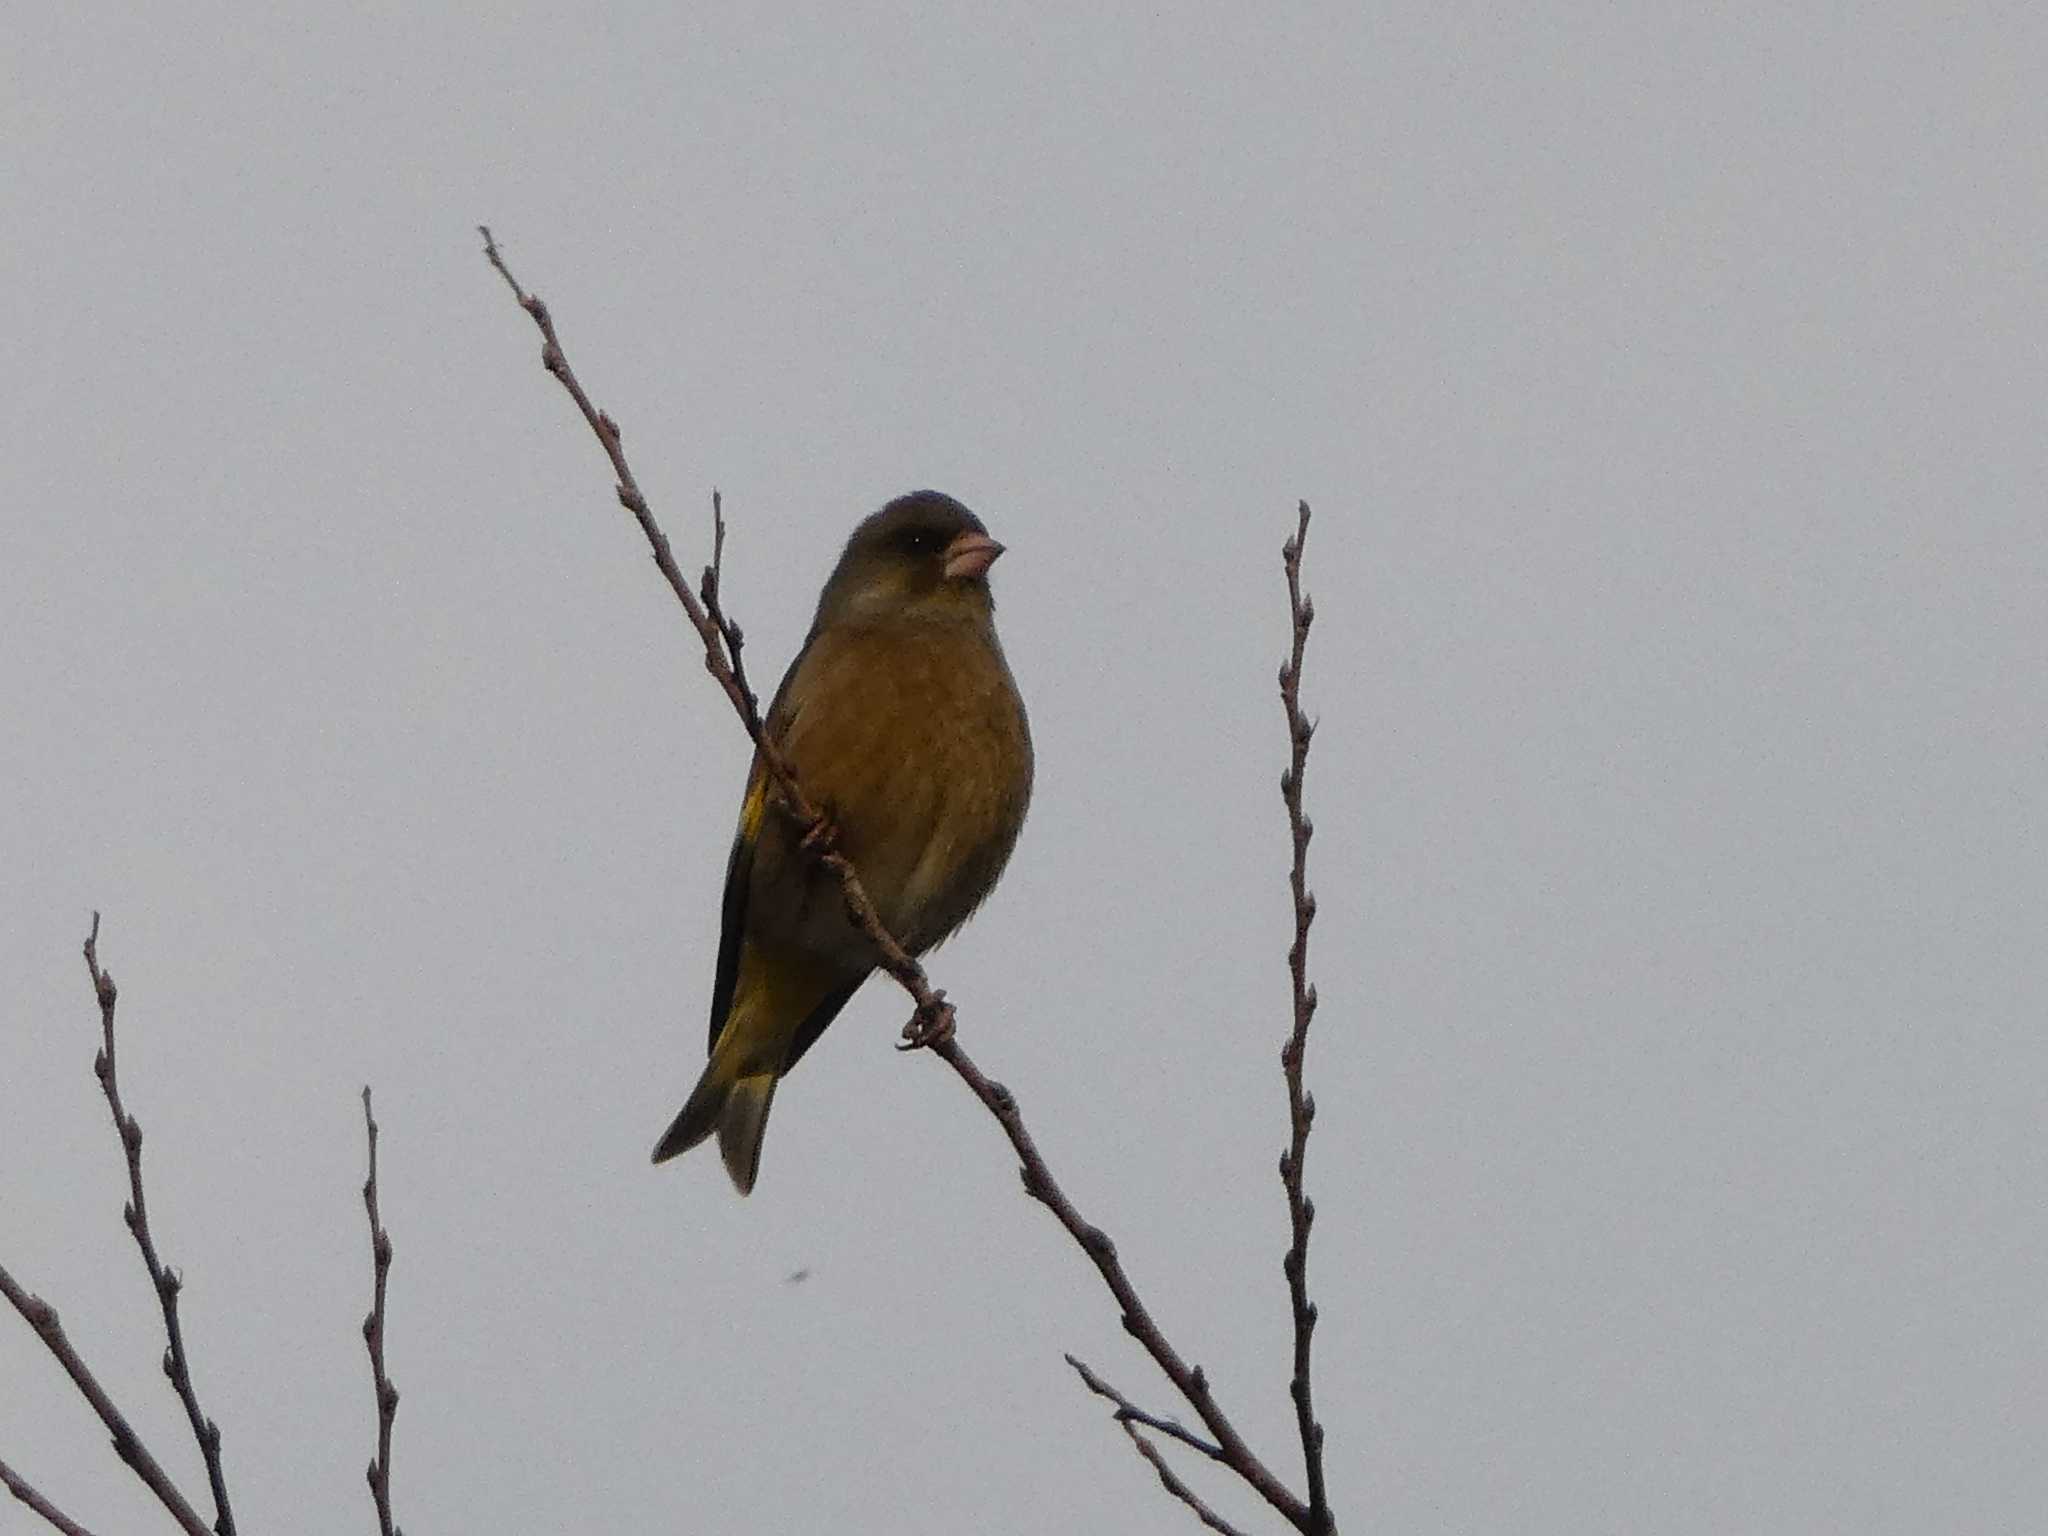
top-left (5, 5), bottom-right (2044, 1533)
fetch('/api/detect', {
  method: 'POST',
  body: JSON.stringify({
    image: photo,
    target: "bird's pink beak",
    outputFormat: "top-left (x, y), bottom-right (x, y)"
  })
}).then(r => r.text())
top-left (944, 530), bottom-right (1005, 581)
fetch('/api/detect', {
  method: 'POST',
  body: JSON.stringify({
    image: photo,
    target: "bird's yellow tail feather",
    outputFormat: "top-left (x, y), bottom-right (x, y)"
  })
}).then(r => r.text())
top-left (652, 944), bottom-right (834, 1191)
top-left (651, 1055), bottom-right (778, 1195)
top-left (715, 1072), bottom-right (777, 1196)
top-left (650, 1050), bottom-right (736, 1168)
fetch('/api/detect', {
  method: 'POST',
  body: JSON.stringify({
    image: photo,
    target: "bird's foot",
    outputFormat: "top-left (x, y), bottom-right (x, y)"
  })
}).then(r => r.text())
top-left (897, 993), bottom-right (956, 1051)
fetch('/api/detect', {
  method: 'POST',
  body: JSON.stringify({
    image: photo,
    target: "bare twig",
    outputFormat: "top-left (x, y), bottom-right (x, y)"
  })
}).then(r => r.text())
top-left (360, 1088), bottom-right (401, 1536)
top-left (933, 1038), bottom-right (1313, 1527)
top-left (1066, 1352), bottom-right (1223, 1461)
top-left (698, 488), bottom-right (759, 725)
top-left (477, 227), bottom-right (952, 1047)
top-left (480, 232), bottom-right (1331, 1533)
top-left (81, 914), bottom-right (237, 1536)
top-left (1277, 502), bottom-right (1332, 1530)
top-left (0, 1454), bottom-right (103, 1536)
top-left (1116, 1423), bottom-right (1252, 1536)
top-left (1066, 1355), bottom-right (1253, 1535)
top-left (0, 1264), bottom-right (212, 1536)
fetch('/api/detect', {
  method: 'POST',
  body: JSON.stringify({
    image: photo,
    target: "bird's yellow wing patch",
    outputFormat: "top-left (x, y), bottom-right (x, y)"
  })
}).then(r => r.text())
top-left (737, 757), bottom-right (770, 843)
top-left (708, 756), bottom-right (773, 1056)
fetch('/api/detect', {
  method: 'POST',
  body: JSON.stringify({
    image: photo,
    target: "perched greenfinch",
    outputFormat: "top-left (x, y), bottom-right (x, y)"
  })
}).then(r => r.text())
top-left (651, 490), bottom-right (1033, 1193)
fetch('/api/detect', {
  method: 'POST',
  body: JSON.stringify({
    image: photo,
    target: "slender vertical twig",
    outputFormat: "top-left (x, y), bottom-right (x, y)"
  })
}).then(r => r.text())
top-left (698, 488), bottom-right (759, 726)
top-left (0, 1264), bottom-right (212, 1536)
top-left (1277, 502), bottom-right (1331, 1532)
top-left (81, 914), bottom-right (237, 1536)
top-left (0, 1453), bottom-right (103, 1536)
top-left (360, 1088), bottom-right (401, 1536)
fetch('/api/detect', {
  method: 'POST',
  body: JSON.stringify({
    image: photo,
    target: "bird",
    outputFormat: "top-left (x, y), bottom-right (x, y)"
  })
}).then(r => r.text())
top-left (651, 490), bottom-right (1033, 1193)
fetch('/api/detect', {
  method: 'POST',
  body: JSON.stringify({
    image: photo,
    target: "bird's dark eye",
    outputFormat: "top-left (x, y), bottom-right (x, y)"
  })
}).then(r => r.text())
top-left (895, 526), bottom-right (943, 555)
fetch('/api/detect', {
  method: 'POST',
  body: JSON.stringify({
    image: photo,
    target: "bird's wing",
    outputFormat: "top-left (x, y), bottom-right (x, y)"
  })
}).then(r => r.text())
top-left (706, 629), bottom-right (824, 1055)
top-left (705, 755), bottom-right (767, 1056)
top-left (781, 976), bottom-right (867, 1073)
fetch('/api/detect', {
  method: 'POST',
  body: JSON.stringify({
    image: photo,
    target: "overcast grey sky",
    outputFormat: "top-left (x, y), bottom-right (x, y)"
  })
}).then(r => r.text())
top-left (5, 4), bottom-right (2045, 1533)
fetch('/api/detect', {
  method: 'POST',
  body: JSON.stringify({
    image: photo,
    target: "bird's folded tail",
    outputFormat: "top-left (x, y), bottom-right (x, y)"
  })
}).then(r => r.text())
top-left (715, 1073), bottom-right (777, 1195)
top-left (651, 1046), bottom-right (780, 1196)
top-left (653, 941), bottom-right (851, 1194)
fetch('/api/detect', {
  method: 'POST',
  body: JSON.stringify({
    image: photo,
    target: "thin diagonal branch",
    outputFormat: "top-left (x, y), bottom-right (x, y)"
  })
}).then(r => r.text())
top-left (480, 231), bottom-right (1328, 1533)
top-left (935, 1040), bottom-right (1311, 1527)
top-left (1116, 1423), bottom-right (1251, 1536)
top-left (81, 914), bottom-right (237, 1536)
top-left (360, 1088), bottom-right (401, 1536)
top-left (1066, 1352), bottom-right (1223, 1461)
top-left (0, 1454), bottom-right (103, 1536)
top-left (0, 1264), bottom-right (212, 1536)
top-left (478, 227), bottom-right (950, 1043)
top-left (1277, 502), bottom-right (1332, 1530)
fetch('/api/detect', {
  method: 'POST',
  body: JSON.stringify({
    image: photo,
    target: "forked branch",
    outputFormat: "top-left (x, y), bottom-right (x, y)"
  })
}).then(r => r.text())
top-left (481, 230), bottom-right (1337, 1534)
top-left (0, 1264), bottom-right (212, 1536)
top-left (1, 921), bottom-right (223, 1536)
top-left (83, 914), bottom-right (238, 1536)
top-left (479, 226), bottom-right (949, 1044)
